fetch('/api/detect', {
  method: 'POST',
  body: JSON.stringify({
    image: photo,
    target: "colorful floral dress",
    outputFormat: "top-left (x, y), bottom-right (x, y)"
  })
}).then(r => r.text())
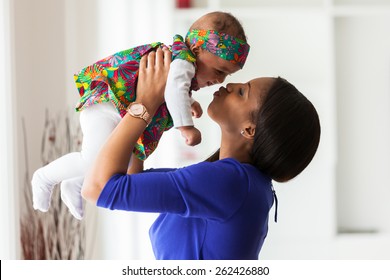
top-left (74, 35), bottom-right (198, 160)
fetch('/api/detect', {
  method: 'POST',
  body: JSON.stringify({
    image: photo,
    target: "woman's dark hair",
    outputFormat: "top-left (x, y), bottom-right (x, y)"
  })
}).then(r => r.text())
top-left (251, 77), bottom-right (321, 182)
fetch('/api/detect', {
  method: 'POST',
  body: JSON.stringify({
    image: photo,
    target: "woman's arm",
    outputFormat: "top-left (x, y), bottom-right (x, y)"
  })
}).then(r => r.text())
top-left (127, 156), bottom-right (144, 175)
top-left (95, 159), bottom-right (257, 222)
top-left (82, 47), bottom-right (171, 203)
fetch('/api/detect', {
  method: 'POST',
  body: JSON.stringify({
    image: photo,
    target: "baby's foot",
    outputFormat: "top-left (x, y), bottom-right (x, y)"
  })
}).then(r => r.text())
top-left (31, 170), bottom-right (54, 212)
top-left (60, 177), bottom-right (84, 220)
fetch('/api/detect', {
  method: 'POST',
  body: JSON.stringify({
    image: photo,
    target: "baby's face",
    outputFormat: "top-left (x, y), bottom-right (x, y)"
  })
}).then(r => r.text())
top-left (195, 49), bottom-right (241, 88)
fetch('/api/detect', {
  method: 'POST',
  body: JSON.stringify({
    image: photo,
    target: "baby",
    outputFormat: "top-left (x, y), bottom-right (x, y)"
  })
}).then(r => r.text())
top-left (31, 11), bottom-right (250, 220)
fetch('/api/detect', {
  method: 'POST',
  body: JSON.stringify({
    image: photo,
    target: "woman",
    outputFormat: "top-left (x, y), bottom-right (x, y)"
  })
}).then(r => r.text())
top-left (82, 47), bottom-right (321, 260)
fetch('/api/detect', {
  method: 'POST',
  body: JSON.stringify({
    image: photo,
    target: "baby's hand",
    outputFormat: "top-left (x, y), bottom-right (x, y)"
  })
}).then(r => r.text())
top-left (178, 126), bottom-right (202, 146)
top-left (191, 101), bottom-right (203, 118)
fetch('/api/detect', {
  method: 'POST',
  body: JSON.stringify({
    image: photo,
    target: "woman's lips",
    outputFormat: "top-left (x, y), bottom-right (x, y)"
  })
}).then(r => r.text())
top-left (213, 86), bottom-right (226, 97)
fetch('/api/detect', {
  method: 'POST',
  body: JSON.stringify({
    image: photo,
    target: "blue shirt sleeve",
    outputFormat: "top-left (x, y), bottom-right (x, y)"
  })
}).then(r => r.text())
top-left (97, 159), bottom-right (252, 222)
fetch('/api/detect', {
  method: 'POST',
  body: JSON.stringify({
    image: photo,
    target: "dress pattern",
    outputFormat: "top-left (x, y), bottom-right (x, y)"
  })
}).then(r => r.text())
top-left (74, 36), bottom-right (197, 160)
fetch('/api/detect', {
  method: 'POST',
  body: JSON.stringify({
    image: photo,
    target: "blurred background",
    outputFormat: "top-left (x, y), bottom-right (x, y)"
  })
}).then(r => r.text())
top-left (1, 0), bottom-right (390, 259)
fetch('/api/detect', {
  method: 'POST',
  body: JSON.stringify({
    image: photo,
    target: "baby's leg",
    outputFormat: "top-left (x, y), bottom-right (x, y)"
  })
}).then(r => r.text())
top-left (60, 176), bottom-right (84, 220)
top-left (32, 102), bottom-right (121, 212)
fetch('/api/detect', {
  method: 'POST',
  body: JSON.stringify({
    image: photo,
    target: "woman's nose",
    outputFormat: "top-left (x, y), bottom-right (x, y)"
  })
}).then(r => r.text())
top-left (226, 83), bottom-right (234, 92)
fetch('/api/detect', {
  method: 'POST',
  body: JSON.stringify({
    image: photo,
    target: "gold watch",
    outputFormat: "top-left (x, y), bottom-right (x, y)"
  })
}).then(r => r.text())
top-left (127, 102), bottom-right (151, 126)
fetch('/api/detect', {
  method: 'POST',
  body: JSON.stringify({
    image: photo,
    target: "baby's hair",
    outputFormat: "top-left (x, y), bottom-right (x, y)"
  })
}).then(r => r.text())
top-left (190, 11), bottom-right (247, 42)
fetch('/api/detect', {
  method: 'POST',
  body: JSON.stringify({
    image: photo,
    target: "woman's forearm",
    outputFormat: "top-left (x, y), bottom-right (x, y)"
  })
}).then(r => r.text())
top-left (82, 47), bottom-right (171, 203)
top-left (82, 113), bottom-right (151, 202)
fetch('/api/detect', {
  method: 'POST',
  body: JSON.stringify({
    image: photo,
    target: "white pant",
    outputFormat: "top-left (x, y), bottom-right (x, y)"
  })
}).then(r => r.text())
top-left (38, 102), bottom-right (122, 185)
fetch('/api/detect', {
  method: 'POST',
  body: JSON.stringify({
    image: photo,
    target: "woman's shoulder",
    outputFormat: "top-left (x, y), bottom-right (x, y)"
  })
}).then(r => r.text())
top-left (143, 158), bottom-right (270, 185)
top-left (203, 157), bottom-right (263, 171)
top-left (186, 158), bottom-right (270, 181)
top-left (214, 159), bottom-right (274, 202)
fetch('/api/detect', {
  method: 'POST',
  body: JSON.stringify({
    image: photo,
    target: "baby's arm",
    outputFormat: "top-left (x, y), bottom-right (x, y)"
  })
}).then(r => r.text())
top-left (190, 99), bottom-right (203, 118)
top-left (165, 59), bottom-right (202, 146)
top-left (176, 99), bottom-right (202, 146)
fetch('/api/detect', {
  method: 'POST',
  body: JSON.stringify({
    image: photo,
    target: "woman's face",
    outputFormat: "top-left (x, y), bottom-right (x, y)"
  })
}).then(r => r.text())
top-left (208, 77), bottom-right (274, 132)
top-left (195, 49), bottom-right (241, 88)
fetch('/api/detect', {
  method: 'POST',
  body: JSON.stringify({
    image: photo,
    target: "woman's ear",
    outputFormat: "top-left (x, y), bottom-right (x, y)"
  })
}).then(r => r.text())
top-left (241, 125), bottom-right (256, 139)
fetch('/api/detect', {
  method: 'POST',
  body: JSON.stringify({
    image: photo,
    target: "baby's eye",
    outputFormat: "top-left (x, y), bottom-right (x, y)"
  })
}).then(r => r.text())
top-left (215, 69), bottom-right (225, 76)
top-left (239, 88), bottom-right (244, 96)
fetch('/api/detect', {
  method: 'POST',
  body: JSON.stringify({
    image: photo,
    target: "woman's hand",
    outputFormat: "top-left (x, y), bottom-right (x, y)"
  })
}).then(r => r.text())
top-left (136, 47), bottom-right (171, 114)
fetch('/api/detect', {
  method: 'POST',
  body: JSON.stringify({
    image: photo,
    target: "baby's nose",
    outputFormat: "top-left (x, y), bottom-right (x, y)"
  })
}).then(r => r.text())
top-left (216, 75), bottom-right (226, 84)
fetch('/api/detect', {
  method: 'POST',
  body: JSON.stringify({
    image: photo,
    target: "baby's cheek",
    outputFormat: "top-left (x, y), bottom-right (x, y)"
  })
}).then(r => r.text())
top-left (195, 73), bottom-right (206, 84)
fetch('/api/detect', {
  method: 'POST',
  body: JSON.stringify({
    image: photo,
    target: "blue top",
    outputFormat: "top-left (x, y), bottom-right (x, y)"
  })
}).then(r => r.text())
top-left (97, 158), bottom-right (274, 260)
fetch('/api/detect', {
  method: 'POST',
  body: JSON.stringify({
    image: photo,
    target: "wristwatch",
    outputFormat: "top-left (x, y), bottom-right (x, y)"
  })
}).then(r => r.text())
top-left (127, 102), bottom-right (152, 126)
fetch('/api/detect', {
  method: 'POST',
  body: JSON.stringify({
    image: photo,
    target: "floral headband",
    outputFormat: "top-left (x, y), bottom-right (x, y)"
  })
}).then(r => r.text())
top-left (185, 29), bottom-right (250, 69)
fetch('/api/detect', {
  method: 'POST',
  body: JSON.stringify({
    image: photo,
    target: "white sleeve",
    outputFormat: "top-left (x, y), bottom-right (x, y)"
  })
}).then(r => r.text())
top-left (164, 59), bottom-right (196, 128)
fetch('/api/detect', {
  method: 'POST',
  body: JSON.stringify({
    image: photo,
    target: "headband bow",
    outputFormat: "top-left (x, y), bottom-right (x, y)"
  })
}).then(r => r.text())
top-left (185, 29), bottom-right (250, 69)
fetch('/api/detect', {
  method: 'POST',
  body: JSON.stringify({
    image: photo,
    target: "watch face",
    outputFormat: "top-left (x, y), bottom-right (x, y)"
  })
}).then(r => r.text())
top-left (131, 103), bottom-right (143, 115)
top-left (127, 102), bottom-right (150, 126)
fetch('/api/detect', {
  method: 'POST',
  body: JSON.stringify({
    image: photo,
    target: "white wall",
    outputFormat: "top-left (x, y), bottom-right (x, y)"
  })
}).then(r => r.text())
top-left (336, 16), bottom-right (390, 234)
